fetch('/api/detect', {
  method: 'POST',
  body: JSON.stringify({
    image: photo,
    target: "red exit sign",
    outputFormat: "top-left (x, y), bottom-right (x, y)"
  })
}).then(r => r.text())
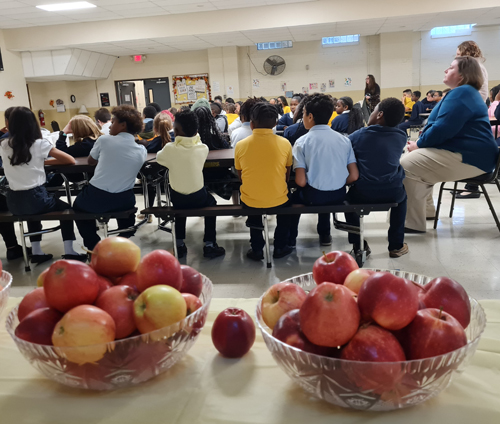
top-left (134, 55), bottom-right (143, 62)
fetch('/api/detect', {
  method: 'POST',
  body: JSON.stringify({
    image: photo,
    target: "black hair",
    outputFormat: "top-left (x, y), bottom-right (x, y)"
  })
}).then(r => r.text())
top-left (226, 98), bottom-right (235, 104)
top-left (112, 105), bottom-right (143, 134)
top-left (237, 101), bottom-right (243, 106)
top-left (180, 105), bottom-right (190, 112)
top-left (293, 95), bottom-right (309, 124)
top-left (259, 96), bottom-right (268, 102)
top-left (214, 95), bottom-right (223, 102)
top-left (435, 91), bottom-right (443, 97)
top-left (4, 107), bottom-right (15, 122)
top-left (377, 98), bottom-right (405, 127)
top-left (94, 107), bottom-right (111, 123)
top-left (143, 106), bottom-right (157, 119)
top-left (148, 102), bottom-right (162, 113)
top-left (210, 102), bottom-right (222, 115)
top-left (491, 85), bottom-right (500, 101)
top-left (338, 97), bottom-right (364, 135)
top-left (240, 98), bottom-right (262, 122)
top-left (174, 109), bottom-right (198, 137)
top-left (426, 90), bottom-right (435, 96)
top-left (290, 95), bottom-right (302, 105)
top-left (403, 89), bottom-right (412, 94)
top-left (251, 103), bottom-right (278, 129)
top-left (5, 107), bottom-right (42, 166)
top-left (193, 107), bottom-right (229, 150)
top-left (413, 90), bottom-right (421, 99)
top-left (303, 93), bottom-right (334, 125)
top-left (278, 96), bottom-right (288, 107)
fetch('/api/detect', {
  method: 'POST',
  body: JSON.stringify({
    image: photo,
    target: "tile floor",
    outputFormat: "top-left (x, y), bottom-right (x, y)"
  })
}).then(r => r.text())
top-left (3, 183), bottom-right (500, 301)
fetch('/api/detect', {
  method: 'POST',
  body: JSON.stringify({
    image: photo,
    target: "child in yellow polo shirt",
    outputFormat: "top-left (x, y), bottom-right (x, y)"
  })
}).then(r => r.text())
top-left (235, 102), bottom-right (293, 260)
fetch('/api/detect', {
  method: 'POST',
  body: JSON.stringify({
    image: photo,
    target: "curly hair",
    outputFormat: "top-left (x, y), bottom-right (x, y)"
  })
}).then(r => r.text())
top-left (377, 98), bottom-right (405, 127)
top-left (174, 109), bottom-right (198, 137)
top-left (457, 40), bottom-right (484, 61)
top-left (112, 105), bottom-right (143, 134)
top-left (239, 97), bottom-right (262, 122)
top-left (193, 107), bottom-right (229, 150)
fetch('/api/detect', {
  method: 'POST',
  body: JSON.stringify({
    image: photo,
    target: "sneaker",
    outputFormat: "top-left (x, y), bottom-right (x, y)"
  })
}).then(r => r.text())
top-left (351, 241), bottom-right (371, 258)
top-left (147, 215), bottom-right (154, 223)
top-left (288, 239), bottom-right (296, 248)
top-left (30, 254), bottom-right (53, 264)
top-left (62, 254), bottom-right (88, 262)
top-left (404, 227), bottom-right (426, 234)
top-left (273, 245), bottom-right (293, 259)
top-left (177, 244), bottom-right (187, 259)
top-left (137, 214), bottom-right (154, 223)
top-left (389, 243), bottom-right (409, 258)
top-left (203, 243), bottom-right (225, 259)
top-left (246, 248), bottom-right (264, 261)
top-left (319, 234), bottom-right (332, 246)
top-left (7, 245), bottom-right (32, 260)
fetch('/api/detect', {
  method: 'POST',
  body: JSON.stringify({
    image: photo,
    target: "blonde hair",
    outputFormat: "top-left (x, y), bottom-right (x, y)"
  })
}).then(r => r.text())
top-left (153, 112), bottom-right (173, 147)
top-left (455, 56), bottom-right (484, 90)
top-left (70, 115), bottom-right (103, 142)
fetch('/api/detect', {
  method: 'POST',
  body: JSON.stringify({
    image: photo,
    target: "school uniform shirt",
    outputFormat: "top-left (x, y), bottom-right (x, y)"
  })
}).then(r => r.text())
top-left (328, 111), bottom-right (338, 127)
top-left (331, 111), bottom-right (350, 134)
top-left (283, 106), bottom-right (291, 115)
top-left (56, 133), bottom-right (96, 157)
top-left (100, 122), bottom-right (111, 135)
top-left (157, 134), bottom-right (208, 195)
top-left (0, 137), bottom-right (52, 191)
top-left (228, 117), bottom-right (242, 135)
top-left (276, 112), bottom-right (294, 131)
top-left (230, 122), bottom-right (252, 148)
top-left (226, 113), bottom-right (239, 126)
top-left (349, 125), bottom-right (407, 190)
top-left (234, 129), bottom-right (292, 208)
top-left (406, 101), bottom-right (427, 125)
top-left (89, 132), bottom-right (147, 193)
top-left (293, 125), bottom-right (356, 192)
top-left (146, 132), bottom-right (175, 153)
top-left (284, 121), bottom-right (308, 146)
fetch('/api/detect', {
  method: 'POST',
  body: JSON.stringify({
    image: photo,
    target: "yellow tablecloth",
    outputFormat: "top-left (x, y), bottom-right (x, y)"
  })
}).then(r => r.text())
top-left (0, 297), bottom-right (499, 424)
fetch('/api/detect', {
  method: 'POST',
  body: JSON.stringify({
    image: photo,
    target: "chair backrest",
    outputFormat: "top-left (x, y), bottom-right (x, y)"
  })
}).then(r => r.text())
top-left (51, 121), bottom-right (60, 132)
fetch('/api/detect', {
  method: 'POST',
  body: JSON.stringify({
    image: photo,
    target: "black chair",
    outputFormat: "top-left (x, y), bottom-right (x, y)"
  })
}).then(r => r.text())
top-left (433, 152), bottom-right (500, 232)
top-left (51, 121), bottom-right (60, 132)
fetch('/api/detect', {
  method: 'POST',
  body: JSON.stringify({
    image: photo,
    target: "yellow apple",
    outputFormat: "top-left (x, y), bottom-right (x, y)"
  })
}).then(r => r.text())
top-left (261, 282), bottom-right (307, 330)
top-left (37, 268), bottom-right (49, 287)
top-left (344, 269), bottom-right (375, 294)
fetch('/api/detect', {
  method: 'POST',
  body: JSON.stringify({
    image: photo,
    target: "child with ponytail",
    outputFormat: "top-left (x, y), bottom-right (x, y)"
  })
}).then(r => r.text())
top-left (331, 97), bottom-right (364, 135)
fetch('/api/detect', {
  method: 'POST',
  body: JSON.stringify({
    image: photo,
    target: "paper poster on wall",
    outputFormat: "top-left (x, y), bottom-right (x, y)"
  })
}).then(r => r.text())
top-left (329, 79), bottom-right (335, 88)
top-left (344, 78), bottom-right (352, 87)
top-left (187, 86), bottom-right (197, 101)
top-left (56, 104), bottom-right (66, 113)
top-left (252, 79), bottom-right (260, 88)
top-left (173, 74), bottom-right (211, 104)
top-left (100, 93), bottom-right (110, 107)
top-left (124, 94), bottom-right (131, 102)
top-left (309, 83), bottom-right (318, 90)
top-left (281, 82), bottom-right (287, 92)
top-left (320, 83), bottom-right (327, 92)
top-left (177, 85), bottom-right (187, 95)
top-left (213, 81), bottom-right (220, 92)
top-left (194, 79), bottom-right (206, 92)
top-left (302, 87), bottom-right (309, 94)
top-left (227, 86), bottom-right (234, 96)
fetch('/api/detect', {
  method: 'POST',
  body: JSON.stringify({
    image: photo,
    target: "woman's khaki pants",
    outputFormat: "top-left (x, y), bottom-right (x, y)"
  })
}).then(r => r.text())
top-left (401, 148), bottom-right (484, 232)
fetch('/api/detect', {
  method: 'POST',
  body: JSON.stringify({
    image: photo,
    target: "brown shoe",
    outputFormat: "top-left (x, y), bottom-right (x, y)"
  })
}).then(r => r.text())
top-left (389, 243), bottom-right (409, 258)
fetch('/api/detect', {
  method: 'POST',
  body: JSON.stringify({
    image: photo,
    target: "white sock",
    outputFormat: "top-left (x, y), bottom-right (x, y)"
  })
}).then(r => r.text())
top-left (31, 242), bottom-right (44, 256)
top-left (63, 240), bottom-right (79, 256)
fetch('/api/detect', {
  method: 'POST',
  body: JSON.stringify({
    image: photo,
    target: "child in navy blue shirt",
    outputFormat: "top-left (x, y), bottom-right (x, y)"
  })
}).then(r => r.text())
top-left (345, 98), bottom-right (409, 258)
top-left (331, 97), bottom-right (364, 135)
top-left (397, 91), bottom-right (426, 133)
top-left (276, 96), bottom-right (300, 131)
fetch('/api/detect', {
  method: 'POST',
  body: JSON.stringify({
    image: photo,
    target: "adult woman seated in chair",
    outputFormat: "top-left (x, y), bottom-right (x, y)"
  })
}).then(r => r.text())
top-left (402, 56), bottom-right (498, 233)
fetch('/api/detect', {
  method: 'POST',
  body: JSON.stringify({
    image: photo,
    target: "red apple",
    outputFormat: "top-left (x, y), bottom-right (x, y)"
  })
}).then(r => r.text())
top-left (357, 272), bottom-right (419, 330)
top-left (15, 307), bottom-right (63, 345)
top-left (52, 305), bottom-right (116, 364)
top-left (133, 285), bottom-right (186, 334)
top-left (18, 287), bottom-right (49, 322)
top-left (272, 309), bottom-right (339, 356)
top-left (95, 286), bottom-right (139, 339)
top-left (211, 308), bottom-right (255, 358)
top-left (136, 250), bottom-right (182, 293)
top-left (261, 282), bottom-right (307, 330)
top-left (405, 308), bottom-right (468, 360)
top-left (44, 260), bottom-right (100, 313)
top-left (182, 293), bottom-right (202, 316)
top-left (312, 251), bottom-right (359, 285)
top-left (91, 237), bottom-right (141, 278)
top-left (341, 324), bottom-right (406, 393)
top-left (180, 265), bottom-right (203, 297)
top-left (344, 269), bottom-right (375, 294)
top-left (419, 277), bottom-right (471, 328)
top-left (96, 275), bottom-right (113, 297)
top-left (300, 282), bottom-right (360, 347)
top-left (37, 268), bottom-right (49, 287)
top-left (118, 272), bottom-right (139, 291)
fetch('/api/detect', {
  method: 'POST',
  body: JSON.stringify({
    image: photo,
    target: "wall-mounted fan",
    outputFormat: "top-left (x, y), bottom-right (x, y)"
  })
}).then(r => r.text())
top-left (263, 55), bottom-right (286, 76)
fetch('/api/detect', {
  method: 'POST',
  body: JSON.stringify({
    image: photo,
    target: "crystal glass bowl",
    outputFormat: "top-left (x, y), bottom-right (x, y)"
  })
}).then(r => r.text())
top-left (0, 271), bottom-right (13, 317)
top-left (6, 275), bottom-right (213, 391)
top-left (255, 270), bottom-right (486, 411)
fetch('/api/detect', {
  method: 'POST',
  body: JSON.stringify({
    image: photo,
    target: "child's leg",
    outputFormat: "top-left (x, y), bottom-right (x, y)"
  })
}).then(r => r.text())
top-left (247, 215), bottom-right (265, 252)
top-left (388, 191), bottom-right (407, 251)
top-left (274, 213), bottom-right (292, 250)
top-left (203, 191), bottom-right (217, 243)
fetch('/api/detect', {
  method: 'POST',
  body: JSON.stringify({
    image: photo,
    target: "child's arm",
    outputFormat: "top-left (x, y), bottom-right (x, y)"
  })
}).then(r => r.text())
top-left (45, 147), bottom-right (76, 166)
top-left (294, 168), bottom-right (306, 187)
top-left (346, 163), bottom-right (359, 185)
top-left (285, 166), bottom-right (291, 182)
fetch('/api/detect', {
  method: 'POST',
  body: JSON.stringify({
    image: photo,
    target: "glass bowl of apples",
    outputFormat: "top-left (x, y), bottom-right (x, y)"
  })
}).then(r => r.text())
top-left (5, 240), bottom-right (213, 391)
top-left (0, 270), bottom-right (13, 316)
top-left (256, 269), bottom-right (486, 412)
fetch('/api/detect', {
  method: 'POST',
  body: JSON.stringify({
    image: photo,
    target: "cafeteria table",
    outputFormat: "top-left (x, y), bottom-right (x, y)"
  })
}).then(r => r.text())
top-left (0, 296), bottom-right (499, 424)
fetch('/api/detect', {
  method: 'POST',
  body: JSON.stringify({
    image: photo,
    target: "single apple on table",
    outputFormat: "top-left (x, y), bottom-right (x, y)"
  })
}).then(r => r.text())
top-left (136, 250), bottom-right (183, 293)
top-left (300, 282), bottom-right (360, 347)
top-left (404, 308), bottom-right (468, 360)
top-left (52, 305), bottom-right (116, 364)
top-left (17, 287), bottom-right (50, 322)
top-left (91, 237), bottom-right (141, 279)
top-left (182, 293), bottom-right (203, 316)
top-left (95, 285), bottom-right (139, 339)
top-left (15, 307), bottom-right (63, 345)
top-left (344, 269), bottom-right (375, 294)
top-left (261, 282), bottom-right (307, 330)
top-left (312, 251), bottom-right (359, 286)
top-left (357, 272), bottom-right (419, 331)
top-left (180, 265), bottom-right (203, 297)
top-left (419, 277), bottom-right (471, 328)
top-left (134, 284), bottom-right (187, 334)
top-left (211, 308), bottom-right (255, 358)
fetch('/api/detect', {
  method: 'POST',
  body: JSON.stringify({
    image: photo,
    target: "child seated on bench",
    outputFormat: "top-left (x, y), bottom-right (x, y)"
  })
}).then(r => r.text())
top-left (345, 97), bottom-right (409, 258)
top-left (73, 105), bottom-right (147, 251)
top-left (289, 93), bottom-right (359, 247)
top-left (156, 109), bottom-right (225, 259)
top-left (235, 103), bottom-right (293, 260)
top-left (0, 107), bottom-right (85, 264)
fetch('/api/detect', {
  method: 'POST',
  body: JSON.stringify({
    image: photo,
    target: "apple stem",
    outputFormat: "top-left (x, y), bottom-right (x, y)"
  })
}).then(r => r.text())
top-left (322, 251), bottom-right (331, 263)
top-left (81, 246), bottom-right (94, 255)
top-left (438, 306), bottom-right (444, 320)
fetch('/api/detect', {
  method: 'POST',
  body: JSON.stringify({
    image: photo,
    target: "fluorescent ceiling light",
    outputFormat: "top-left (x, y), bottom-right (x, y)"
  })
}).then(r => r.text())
top-left (36, 2), bottom-right (96, 11)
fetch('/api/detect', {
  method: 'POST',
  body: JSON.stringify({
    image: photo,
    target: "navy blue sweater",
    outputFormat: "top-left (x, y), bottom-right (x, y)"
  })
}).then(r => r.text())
top-left (56, 133), bottom-right (95, 157)
top-left (417, 85), bottom-right (498, 173)
top-left (284, 121), bottom-right (308, 145)
top-left (331, 113), bottom-right (349, 134)
top-left (276, 113), bottom-right (294, 131)
top-left (349, 125), bottom-right (407, 189)
top-left (407, 101), bottom-right (427, 125)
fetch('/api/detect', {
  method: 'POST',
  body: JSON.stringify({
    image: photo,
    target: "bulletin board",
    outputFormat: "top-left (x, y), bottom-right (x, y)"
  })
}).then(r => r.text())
top-left (172, 74), bottom-right (211, 104)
